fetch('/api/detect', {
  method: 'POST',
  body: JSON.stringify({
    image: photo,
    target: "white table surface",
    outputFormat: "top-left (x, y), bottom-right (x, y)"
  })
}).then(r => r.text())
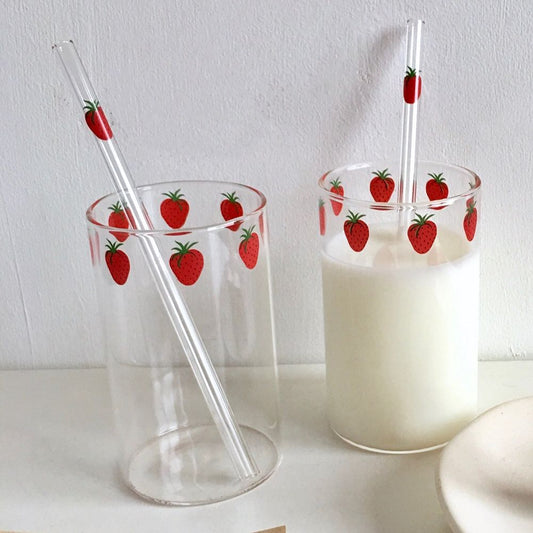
top-left (1, 361), bottom-right (532, 533)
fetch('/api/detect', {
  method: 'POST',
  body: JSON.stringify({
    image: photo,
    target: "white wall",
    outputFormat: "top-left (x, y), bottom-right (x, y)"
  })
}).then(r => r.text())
top-left (2, 0), bottom-right (532, 368)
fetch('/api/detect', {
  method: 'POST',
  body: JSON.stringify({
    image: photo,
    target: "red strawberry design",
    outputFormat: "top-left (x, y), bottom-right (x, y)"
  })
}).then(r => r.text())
top-left (220, 191), bottom-right (244, 231)
top-left (160, 190), bottom-right (189, 229)
top-left (343, 211), bottom-right (369, 252)
top-left (370, 168), bottom-right (395, 202)
top-left (407, 213), bottom-right (437, 254)
top-left (426, 173), bottom-right (448, 208)
top-left (319, 199), bottom-right (326, 236)
top-left (169, 241), bottom-right (204, 286)
top-left (108, 202), bottom-right (130, 242)
top-left (83, 100), bottom-right (113, 140)
top-left (239, 226), bottom-right (259, 269)
top-left (105, 240), bottom-right (130, 285)
top-left (329, 178), bottom-right (344, 216)
top-left (403, 67), bottom-right (422, 104)
top-left (463, 202), bottom-right (477, 241)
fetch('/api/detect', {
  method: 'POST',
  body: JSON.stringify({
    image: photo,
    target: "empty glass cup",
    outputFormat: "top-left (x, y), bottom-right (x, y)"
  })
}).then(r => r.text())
top-left (87, 179), bottom-right (280, 504)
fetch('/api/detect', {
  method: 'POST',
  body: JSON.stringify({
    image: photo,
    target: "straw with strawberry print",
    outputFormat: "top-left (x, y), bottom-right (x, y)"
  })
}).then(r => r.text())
top-left (403, 67), bottom-right (422, 104)
top-left (397, 20), bottom-right (424, 212)
top-left (54, 40), bottom-right (259, 480)
top-left (83, 99), bottom-right (113, 140)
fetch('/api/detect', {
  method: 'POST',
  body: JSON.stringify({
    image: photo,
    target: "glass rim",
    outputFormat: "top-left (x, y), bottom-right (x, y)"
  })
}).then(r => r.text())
top-left (318, 159), bottom-right (481, 210)
top-left (86, 179), bottom-right (267, 235)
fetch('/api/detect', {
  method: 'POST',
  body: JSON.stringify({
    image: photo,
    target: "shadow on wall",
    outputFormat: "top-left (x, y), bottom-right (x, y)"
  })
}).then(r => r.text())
top-left (321, 25), bottom-right (405, 163)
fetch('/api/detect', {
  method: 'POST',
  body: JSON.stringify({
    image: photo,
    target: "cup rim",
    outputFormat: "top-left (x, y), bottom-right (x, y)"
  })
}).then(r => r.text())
top-left (86, 179), bottom-right (267, 235)
top-left (318, 159), bottom-right (481, 210)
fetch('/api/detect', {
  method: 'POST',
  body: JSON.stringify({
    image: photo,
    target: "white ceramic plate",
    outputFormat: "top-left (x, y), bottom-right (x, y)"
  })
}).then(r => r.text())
top-left (436, 396), bottom-right (533, 533)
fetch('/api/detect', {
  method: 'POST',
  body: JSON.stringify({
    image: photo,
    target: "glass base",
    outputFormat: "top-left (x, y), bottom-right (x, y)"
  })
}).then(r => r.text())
top-left (332, 427), bottom-right (447, 455)
top-left (126, 424), bottom-right (278, 506)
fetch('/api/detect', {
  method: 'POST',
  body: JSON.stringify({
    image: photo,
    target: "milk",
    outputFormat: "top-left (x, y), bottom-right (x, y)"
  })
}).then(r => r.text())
top-left (321, 225), bottom-right (479, 452)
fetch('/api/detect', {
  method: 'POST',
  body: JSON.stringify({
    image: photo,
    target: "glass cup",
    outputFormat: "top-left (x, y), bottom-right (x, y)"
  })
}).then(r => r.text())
top-left (318, 161), bottom-right (481, 453)
top-left (87, 180), bottom-right (280, 505)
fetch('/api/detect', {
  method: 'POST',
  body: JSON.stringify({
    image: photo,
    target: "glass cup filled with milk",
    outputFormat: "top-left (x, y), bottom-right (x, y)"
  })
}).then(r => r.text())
top-left (318, 160), bottom-right (481, 453)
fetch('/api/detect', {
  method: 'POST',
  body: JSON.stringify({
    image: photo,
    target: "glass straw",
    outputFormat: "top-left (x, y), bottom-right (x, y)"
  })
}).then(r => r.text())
top-left (53, 40), bottom-right (258, 480)
top-left (398, 19), bottom-right (424, 207)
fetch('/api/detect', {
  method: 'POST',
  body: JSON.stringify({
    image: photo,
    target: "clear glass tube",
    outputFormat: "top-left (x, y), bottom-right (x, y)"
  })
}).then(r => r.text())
top-left (398, 19), bottom-right (424, 205)
top-left (53, 40), bottom-right (258, 480)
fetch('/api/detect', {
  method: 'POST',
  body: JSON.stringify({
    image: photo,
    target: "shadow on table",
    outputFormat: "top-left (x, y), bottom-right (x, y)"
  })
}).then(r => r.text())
top-left (277, 367), bottom-right (453, 532)
top-left (0, 370), bottom-right (147, 508)
top-left (364, 450), bottom-right (453, 533)
top-left (278, 367), bottom-right (344, 450)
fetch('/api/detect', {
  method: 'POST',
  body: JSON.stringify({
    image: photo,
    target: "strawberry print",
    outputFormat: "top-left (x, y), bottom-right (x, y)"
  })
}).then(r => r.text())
top-left (105, 239), bottom-right (130, 285)
top-left (426, 173), bottom-right (448, 208)
top-left (220, 191), bottom-right (243, 231)
top-left (160, 190), bottom-right (189, 229)
top-left (403, 66), bottom-right (421, 104)
top-left (169, 241), bottom-right (204, 286)
top-left (407, 213), bottom-right (437, 254)
top-left (370, 168), bottom-right (395, 202)
top-left (239, 226), bottom-right (259, 269)
top-left (463, 202), bottom-right (477, 241)
top-left (83, 100), bottom-right (113, 140)
top-left (329, 178), bottom-right (344, 216)
top-left (318, 199), bottom-right (326, 236)
top-left (108, 202), bottom-right (130, 242)
top-left (344, 211), bottom-right (369, 252)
